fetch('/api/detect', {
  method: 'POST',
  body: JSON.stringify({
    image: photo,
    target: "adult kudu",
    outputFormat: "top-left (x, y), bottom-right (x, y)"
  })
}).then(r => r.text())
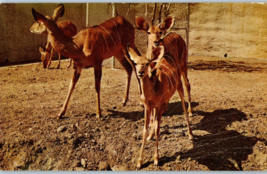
top-left (135, 16), bottom-right (193, 117)
top-left (31, 4), bottom-right (141, 119)
top-left (128, 45), bottom-right (193, 169)
top-left (30, 4), bottom-right (77, 69)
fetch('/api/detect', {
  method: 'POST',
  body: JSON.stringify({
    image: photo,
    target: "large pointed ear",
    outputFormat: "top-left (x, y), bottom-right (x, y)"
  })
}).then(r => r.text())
top-left (151, 46), bottom-right (164, 62)
top-left (135, 16), bottom-right (149, 32)
top-left (127, 45), bottom-right (139, 63)
top-left (38, 45), bottom-right (44, 53)
top-left (158, 16), bottom-right (175, 31)
top-left (52, 4), bottom-right (65, 21)
top-left (32, 8), bottom-right (48, 24)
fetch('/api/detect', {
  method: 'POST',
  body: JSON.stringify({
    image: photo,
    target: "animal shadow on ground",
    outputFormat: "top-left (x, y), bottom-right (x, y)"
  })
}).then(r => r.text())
top-left (163, 101), bottom-right (199, 117)
top-left (159, 108), bottom-right (267, 170)
top-left (188, 60), bottom-right (264, 73)
top-left (106, 101), bottom-right (199, 121)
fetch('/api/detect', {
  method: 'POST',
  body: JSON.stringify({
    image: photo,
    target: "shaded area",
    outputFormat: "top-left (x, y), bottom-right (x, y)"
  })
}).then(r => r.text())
top-left (159, 108), bottom-right (267, 170)
top-left (188, 60), bottom-right (267, 73)
top-left (106, 101), bottom-right (199, 121)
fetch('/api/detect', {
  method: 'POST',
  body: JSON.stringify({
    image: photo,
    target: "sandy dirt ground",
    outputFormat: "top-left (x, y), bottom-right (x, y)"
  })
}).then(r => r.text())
top-left (0, 56), bottom-right (267, 171)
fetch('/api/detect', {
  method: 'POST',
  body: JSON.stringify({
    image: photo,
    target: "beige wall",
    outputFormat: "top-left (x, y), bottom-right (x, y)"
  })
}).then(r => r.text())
top-left (189, 3), bottom-right (267, 59)
top-left (1, 3), bottom-right (266, 66)
top-left (0, 3), bottom-right (86, 65)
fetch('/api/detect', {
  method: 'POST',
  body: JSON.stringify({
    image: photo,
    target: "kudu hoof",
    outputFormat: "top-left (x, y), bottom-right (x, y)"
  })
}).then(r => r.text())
top-left (189, 135), bottom-right (194, 143)
top-left (57, 110), bottom-right (65, 120)
top-left (136, 159), bottom-right (142, 170)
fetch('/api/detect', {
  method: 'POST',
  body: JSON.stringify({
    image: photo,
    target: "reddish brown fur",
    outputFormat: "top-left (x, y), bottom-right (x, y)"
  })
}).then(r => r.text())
top-left (135, 16), bottom-right (193, 117)
top-left (128, 46), bottom-right (193, 169)
top-left (32, 5), bottom-right (141, 119)
top-left (30, 6), bottom-right (77, 69)
top-left (41, 20), bottom-right (77, 69)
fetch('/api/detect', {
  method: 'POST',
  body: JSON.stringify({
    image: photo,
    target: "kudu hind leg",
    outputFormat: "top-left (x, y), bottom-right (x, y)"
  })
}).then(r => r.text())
top-left (177, 81), bottom-right (193, 141)
top-left (57, 53), bottom-right (61, 69)
top-left (181, 71), bottom-right (192, 116)
top-left (58, 65), bottom-right (82, 119)
top-left (67, 58), bottom-right (72, 68)
top-left (147, 108), bottom-right (155, 141)
top-left (114, 53), bottom-right (133, 106)
top-left (153, 106), bottom-right (164, 167)
top-left (94, 65), bottom-right (102, 118)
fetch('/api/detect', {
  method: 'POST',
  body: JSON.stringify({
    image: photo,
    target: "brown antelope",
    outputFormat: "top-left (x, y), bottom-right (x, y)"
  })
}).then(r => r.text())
top-left (128, 45), bottom-right (193, 169)
top-left (30, 5), bottom-right (77, 69)
top-left (135, 16), bottom-right (193, 117)
top-left (31, 4), bottom-right (141, 119)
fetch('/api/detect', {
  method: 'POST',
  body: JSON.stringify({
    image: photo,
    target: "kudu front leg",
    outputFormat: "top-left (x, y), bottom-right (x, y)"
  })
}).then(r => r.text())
top-left (137, 108), bottom-right (151, 170)
top-left (58, 65), bottom-right (82, 119)
top-left (94, 66), bottom-right (102, 118)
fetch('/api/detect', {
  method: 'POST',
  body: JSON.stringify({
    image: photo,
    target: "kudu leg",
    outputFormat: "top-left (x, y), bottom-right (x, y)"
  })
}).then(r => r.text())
top-left (154, 106), bottom-right (164, 167)
top-left (181, 72), bottom-right (192, 116)
top-left (121, 46), bottom-right (142, 104)
top-left (67, 58), bottom-right (72, 68)
top-left (177, 81), bottom-right (193, 141)
top-left (94, 65), bottom-right (102, 118)
top-left (57, 53), bottom-right (61, 69)
top-left (133, 45), bottom-right (142, 97)
top-left (115, 56), bottom-right (132, 106)
top-left (47, 47), bottom-right (54, 68)
top-left (147, 108), bottom-right (156, 141)
top-left (137, 108), bottom-right (151, 170)
top-left (58, 65), bottom-right (82, 119)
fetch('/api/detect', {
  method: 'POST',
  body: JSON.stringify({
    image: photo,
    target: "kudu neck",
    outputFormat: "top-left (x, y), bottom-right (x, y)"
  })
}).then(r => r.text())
top-left (146, 40), bottom-right (154, 60)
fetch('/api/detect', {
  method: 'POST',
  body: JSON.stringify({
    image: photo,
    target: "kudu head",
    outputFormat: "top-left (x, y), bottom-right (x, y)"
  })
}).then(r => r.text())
top-left (128, 45), bottom-right (165, 79)
top-left (38, 44), bottom-right (50, 69)
top-left (30, 4), bottom-right (65, 34)
top-left (135, 16), bottom-right (174, 59)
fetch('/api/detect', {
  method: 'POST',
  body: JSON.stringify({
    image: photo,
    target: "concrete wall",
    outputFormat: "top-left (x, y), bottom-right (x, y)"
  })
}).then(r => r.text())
top-left (0, 3), bottom-right (86, 65)
top-left (189, 3), bottom-right (267, 59)
top-left (1, 3), bottom-right (266, 66)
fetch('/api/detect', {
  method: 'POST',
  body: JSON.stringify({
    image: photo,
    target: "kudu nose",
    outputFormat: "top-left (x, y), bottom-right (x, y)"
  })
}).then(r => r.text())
top-left (154, 41), bottom-right (159, 46)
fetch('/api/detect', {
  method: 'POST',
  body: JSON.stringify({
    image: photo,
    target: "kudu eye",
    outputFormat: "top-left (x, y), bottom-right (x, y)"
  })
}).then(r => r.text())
top-left (147, 32), bottom-right (151, 34)
top-left (159, 31), bottom-right (163, 34)
top-left (146, 63), bottom-right (149, 66)
top-left (133, 62), bottom-right (137, 66)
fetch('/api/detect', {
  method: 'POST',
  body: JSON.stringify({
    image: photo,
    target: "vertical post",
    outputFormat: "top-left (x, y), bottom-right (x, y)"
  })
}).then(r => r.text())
top-left (186, 3), bottom-right (190, 52)
top-left (111, 3), bottom-right (116, 69)
top-left (86, 3), bottom-right (89, 27)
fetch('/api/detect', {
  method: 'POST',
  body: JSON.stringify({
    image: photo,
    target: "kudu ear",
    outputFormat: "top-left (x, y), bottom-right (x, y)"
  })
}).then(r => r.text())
top-left (38, 45), bottom-right (44, 53)
top-left (127, 45), bottom-right (139, 63)
top-left (158, 16), bottom-right (175, 31)
top-left (32, 8), bottom-right (48, 24)
top-left (52, 4), bottom-right (65, 21)
top-left (152, 46), bottom-right (165, 62)
top-left (135, 16), bottom-right (149, 32)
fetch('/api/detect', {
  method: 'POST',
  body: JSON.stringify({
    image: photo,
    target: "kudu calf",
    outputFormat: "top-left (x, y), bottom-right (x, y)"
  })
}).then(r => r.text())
top-left (30, 5), bottom-right (77, 69)
top-left (128, 45), bottom-right (193, 169)
top-left (135, 16), bottom-right (193, 116)
top-left (31, 4), bottom-right (140, 119)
